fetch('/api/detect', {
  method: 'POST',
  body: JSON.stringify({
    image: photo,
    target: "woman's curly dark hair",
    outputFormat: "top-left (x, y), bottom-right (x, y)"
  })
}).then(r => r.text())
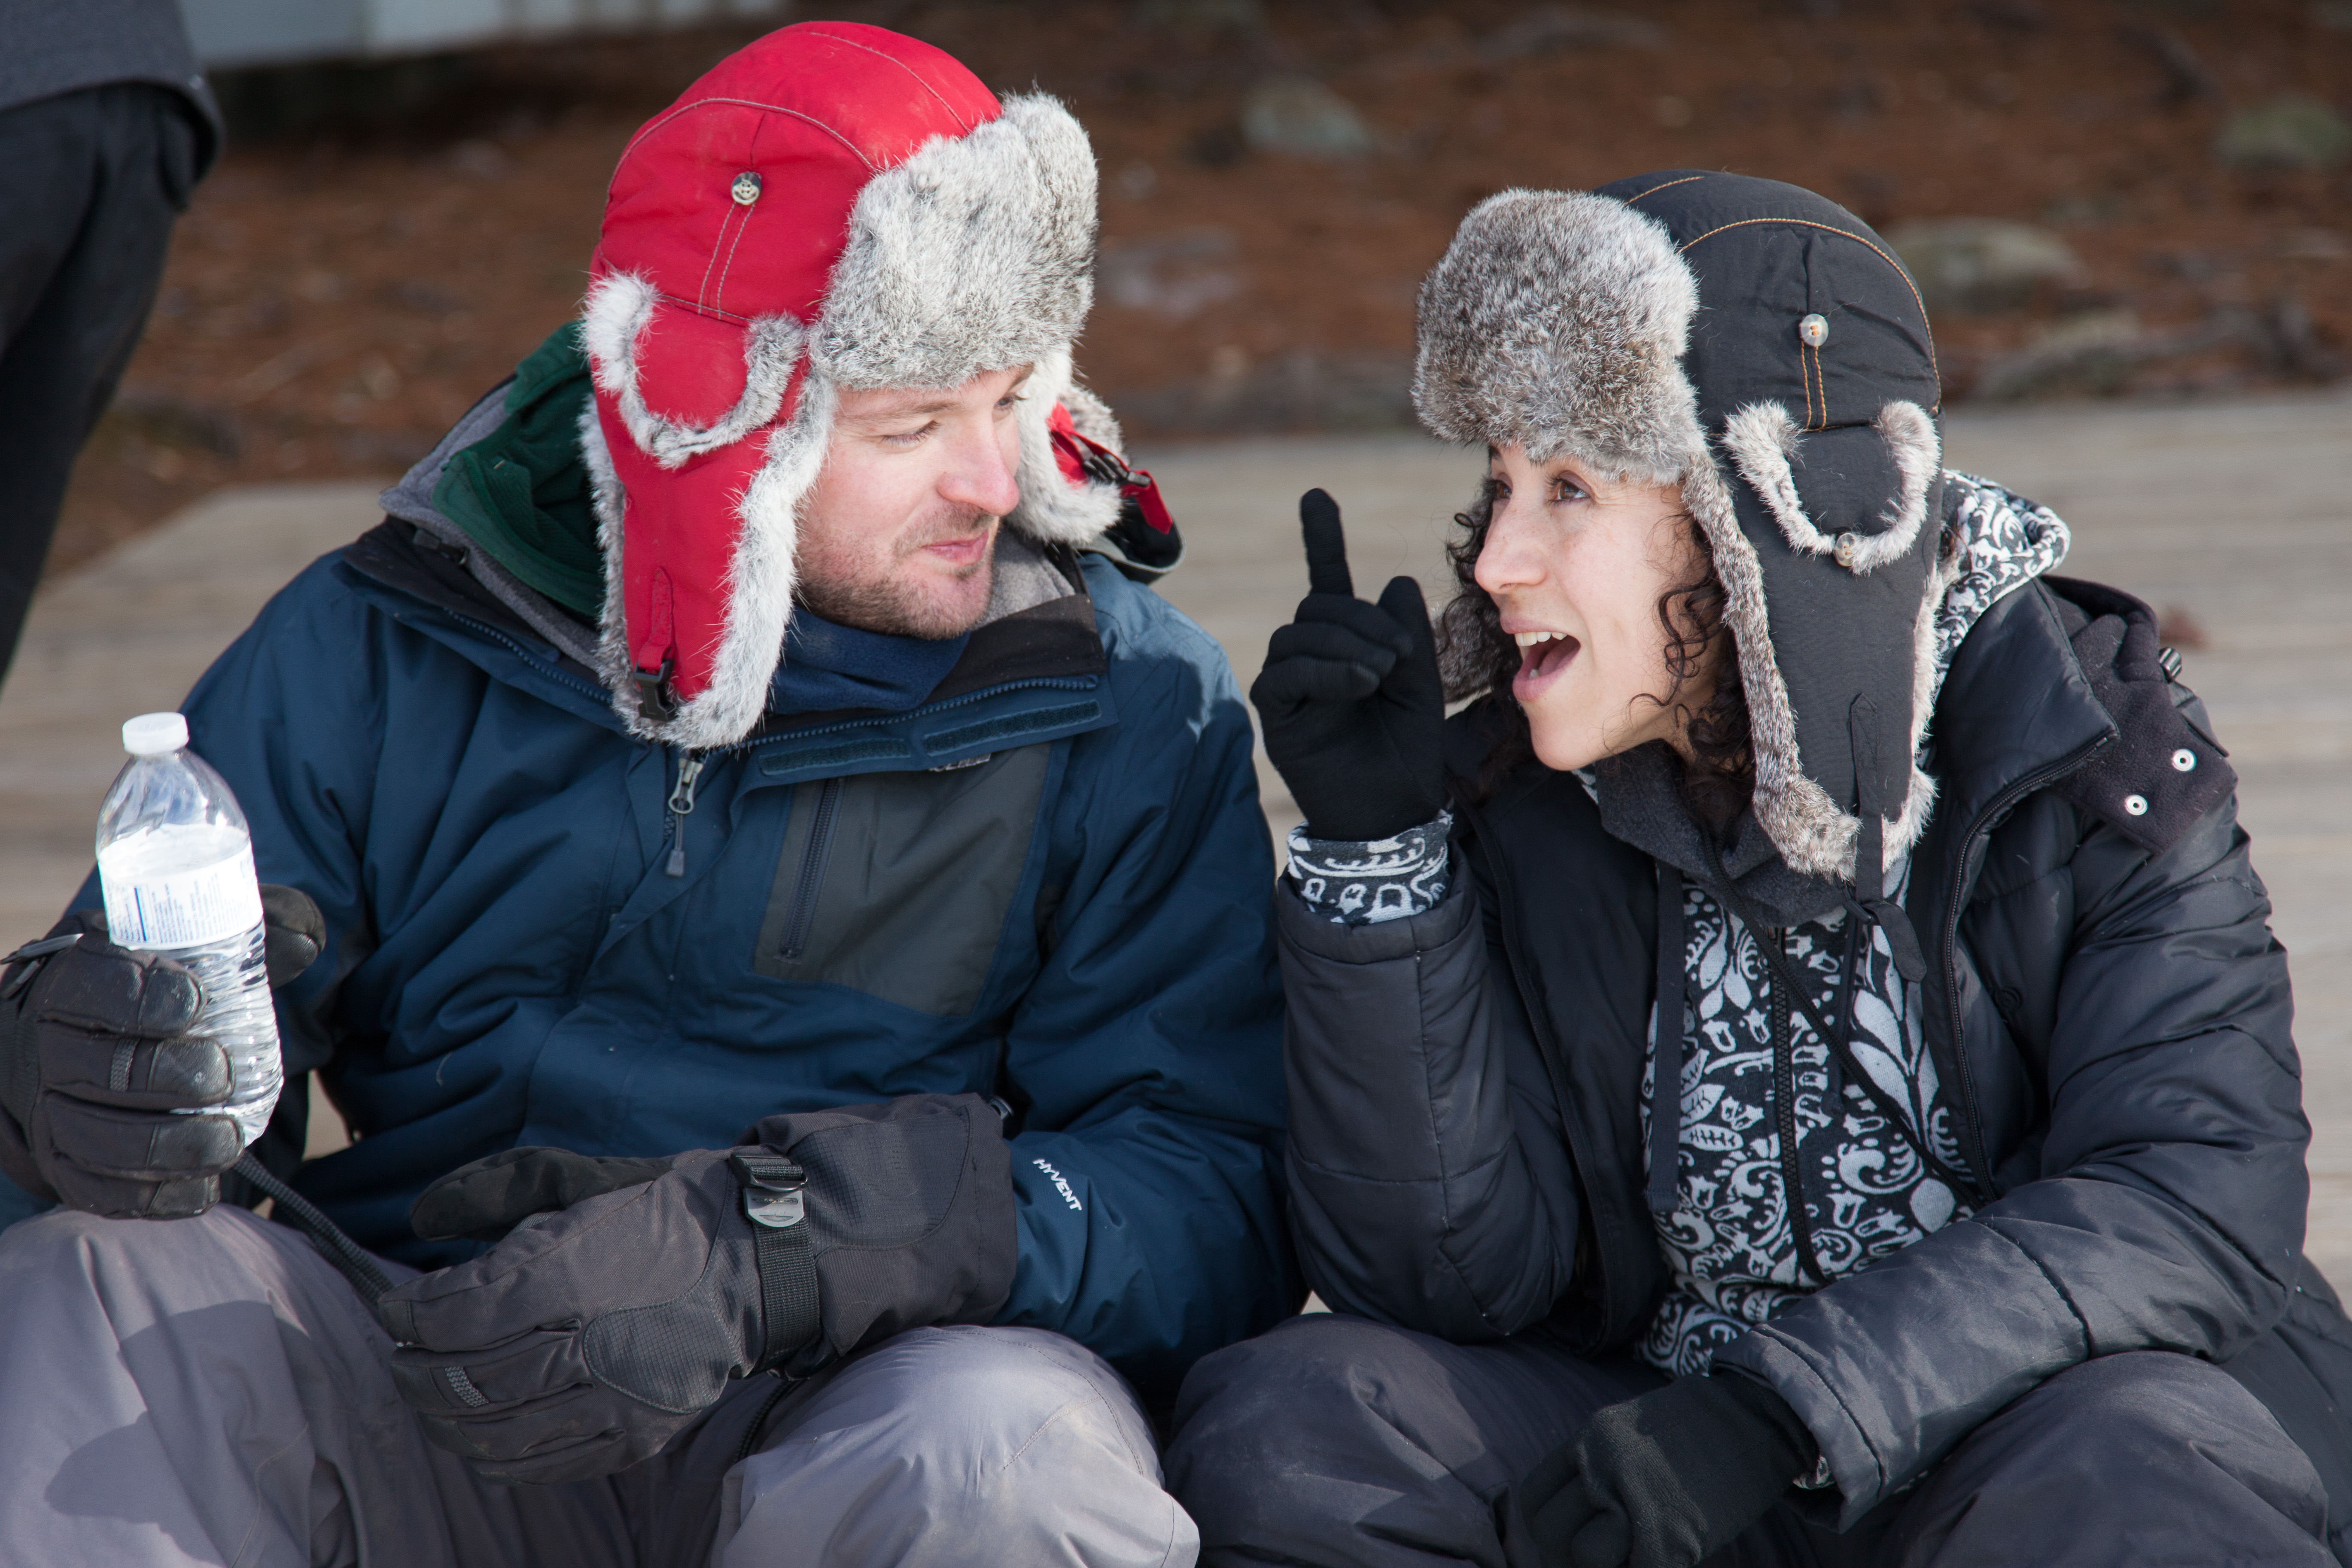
top-left (1435, 478), bottom-right (1755, 829)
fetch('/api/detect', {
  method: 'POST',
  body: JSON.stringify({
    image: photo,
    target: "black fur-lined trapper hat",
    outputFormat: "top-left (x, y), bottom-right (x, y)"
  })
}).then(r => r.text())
top-left (1416, 170), bottom-right (1947, 898)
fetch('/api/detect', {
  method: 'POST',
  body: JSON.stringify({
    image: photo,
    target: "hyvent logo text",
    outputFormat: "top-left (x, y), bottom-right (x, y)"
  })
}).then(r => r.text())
top-left (1033, 1158), bottom-right (1083, 1211)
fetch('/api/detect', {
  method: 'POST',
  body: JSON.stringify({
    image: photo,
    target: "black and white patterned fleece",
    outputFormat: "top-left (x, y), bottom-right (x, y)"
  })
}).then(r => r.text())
top-left (1288, 472), bottom-right (2069, 1374)
top-left (1284, 814), bottom-right (1453, 924)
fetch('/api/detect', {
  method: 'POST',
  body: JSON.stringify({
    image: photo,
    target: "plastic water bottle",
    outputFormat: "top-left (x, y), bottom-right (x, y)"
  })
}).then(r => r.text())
top-left (94, 713), bottom-right (282, 1149)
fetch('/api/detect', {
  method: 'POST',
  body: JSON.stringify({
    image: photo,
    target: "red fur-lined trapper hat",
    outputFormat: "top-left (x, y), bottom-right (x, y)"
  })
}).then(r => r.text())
top-left (577, 22), bottom-right (1134, 748)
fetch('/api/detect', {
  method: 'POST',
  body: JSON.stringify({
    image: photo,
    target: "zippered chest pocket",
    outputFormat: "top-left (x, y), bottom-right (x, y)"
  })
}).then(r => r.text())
top-left (749, 744), bottom-right (1053, 1016)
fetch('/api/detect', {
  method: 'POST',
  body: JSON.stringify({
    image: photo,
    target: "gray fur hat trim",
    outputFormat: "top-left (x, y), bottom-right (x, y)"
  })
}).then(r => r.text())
top-left (1414, 190), bottom-right (1708, 486)
top-left (1417, 178), bottom-right (1948, 884)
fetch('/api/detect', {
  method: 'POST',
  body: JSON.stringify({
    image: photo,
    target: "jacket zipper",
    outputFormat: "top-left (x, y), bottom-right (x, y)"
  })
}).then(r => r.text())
top-left (779, 777), bottom-right (843, 960)
top-left (1766, 932), bottom-right (1826, 1286)
top-left (663, 750), bottom-right (704, 878)
top-left (1936, 732), bottom-right (2115, 1194)
top-left (443, 611), bottom-right (609, 702)
top-left (435, 610), bottom-right (1088, 888)
top-left (1457, 798), bottom-right (1637, 1349)
top-left (749, 677), bottom-right (1098, 757)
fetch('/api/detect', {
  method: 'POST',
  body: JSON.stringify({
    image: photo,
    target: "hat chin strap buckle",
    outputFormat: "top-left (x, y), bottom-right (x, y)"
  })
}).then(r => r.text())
top-left (633, 656), bottom-right (680, 721)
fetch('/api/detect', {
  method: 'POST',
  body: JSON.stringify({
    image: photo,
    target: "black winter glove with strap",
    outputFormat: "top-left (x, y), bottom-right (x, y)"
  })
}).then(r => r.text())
top-left (1521, 1373), bottom-right (1818, 1568)
top-left (382, 1092), bottom-right (1016, 1485)
top-left (0, 887), bottom-right (324, 1217)
top-left (1249, 489), bottom-right (1447, 842)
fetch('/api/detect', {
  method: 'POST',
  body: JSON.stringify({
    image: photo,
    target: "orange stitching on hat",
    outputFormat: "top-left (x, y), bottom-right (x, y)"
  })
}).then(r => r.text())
top-left (1679, 218), bottom-right (1940, 392)
top-left (800, 25), bottom-right (980, 137)
top-left (1799, 333), bottom-right (1814, 429)
top-left (1808, 341), bottom-right (1826, 430)
top-left (1623, 173), bottom-right (1706, 205)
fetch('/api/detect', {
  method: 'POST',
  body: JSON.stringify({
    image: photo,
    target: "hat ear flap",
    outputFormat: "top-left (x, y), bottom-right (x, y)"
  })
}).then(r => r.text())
top-left (1721, 399), bottom-right (1940, 576)
top-left (582, 270), bottom-right (806, 471)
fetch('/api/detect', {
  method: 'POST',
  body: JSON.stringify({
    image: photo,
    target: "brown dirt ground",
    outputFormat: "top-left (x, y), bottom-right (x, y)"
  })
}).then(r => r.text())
top-left (47, 0), bottom-right (2352, 577)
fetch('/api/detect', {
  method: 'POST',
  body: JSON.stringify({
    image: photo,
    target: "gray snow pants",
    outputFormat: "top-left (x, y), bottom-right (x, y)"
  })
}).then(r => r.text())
top-left (1165, 1312), bottom-right (2339, 1567)
top-left (0, 1203), bottom-right (1198, 1568)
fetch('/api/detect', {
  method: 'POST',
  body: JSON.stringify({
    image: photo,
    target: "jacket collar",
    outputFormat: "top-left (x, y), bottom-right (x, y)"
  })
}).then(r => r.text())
top-left (345, 502), bottom-right (1115, 779)
top-left (366, 365), bottom-right (1110, 754)
top-left (1924, 577), bottom-right (2115, 844)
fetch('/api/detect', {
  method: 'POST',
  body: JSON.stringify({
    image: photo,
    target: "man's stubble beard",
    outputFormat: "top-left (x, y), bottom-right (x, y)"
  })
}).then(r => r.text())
top-left (794, 507), bottom-right (999, 640)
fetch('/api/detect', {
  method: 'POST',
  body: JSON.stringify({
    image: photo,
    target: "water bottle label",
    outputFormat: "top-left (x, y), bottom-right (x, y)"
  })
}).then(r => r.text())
top-left (99, 841), bottom-right (265, 950)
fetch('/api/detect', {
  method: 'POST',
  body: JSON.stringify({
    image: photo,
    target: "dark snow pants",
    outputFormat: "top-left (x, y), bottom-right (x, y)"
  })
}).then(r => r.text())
top-left (1165, 1312), bottom-right (2340, 1568)
top-left (0, 81), bottom-right (195, 682)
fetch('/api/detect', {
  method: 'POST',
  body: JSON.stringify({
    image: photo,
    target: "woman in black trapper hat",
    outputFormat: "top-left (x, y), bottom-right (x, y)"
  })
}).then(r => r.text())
top-left (1163, 172), bottom-right (2352, 1567)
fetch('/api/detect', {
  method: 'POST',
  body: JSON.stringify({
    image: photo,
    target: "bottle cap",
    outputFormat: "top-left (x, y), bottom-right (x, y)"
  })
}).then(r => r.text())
top-left (122, 712), bottom-right (189, 757)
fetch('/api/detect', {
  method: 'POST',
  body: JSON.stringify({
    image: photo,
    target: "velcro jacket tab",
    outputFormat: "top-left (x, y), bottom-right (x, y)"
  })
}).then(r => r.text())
top-left (2049, 580), bottom-right (2235, 856)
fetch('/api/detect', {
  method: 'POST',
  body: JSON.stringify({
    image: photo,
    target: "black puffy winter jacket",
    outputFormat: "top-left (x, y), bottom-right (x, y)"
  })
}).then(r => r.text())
top-left (1276, 574), bottom-right (2352, 1527)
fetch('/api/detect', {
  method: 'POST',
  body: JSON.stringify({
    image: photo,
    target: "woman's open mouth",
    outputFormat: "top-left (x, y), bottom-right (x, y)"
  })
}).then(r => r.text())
top-left (1510, 629), bottom-right (1579, 700)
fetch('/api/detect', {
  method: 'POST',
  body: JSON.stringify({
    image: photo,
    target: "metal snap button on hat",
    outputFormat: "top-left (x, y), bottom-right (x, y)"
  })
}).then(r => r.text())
top-left (2171, 748), bottom-right (2197, 772)
top-left (1798, 312), bottom-right (1829, 346)
top-left (2124, 793), bottom-right (2150, 816)
top-left (731, 171), bottom-right (763, 205)
top-left (1833, 531), bottom-right (1859, 567)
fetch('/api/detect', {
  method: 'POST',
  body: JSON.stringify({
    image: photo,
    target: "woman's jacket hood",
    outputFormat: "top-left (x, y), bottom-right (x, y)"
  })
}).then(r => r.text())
top-left (1414, 171), bottom-right (1947, 893)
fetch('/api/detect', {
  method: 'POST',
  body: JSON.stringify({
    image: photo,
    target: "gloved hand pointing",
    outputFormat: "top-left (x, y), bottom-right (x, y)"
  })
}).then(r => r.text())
top-left (1248, 489), bottom-right (1447, 842)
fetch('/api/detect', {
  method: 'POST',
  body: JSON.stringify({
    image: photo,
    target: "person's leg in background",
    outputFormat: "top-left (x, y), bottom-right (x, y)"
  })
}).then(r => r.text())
top-left (0, 80), bottom-right (197, 684)
top-left (0, 78), bottom-right (198, 1233)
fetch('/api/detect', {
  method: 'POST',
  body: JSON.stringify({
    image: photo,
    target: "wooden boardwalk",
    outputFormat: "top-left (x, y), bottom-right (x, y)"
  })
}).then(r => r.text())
top-left (3, 391), bottom-right (2346, 1271)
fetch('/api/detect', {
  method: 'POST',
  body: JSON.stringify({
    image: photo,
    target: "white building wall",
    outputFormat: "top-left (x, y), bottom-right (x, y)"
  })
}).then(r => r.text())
top-left (179, 0), bottom-right (793, 69)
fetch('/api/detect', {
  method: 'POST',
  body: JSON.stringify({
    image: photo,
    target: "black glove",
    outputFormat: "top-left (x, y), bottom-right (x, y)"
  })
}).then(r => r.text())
top-left (410, 1145), bottom-right (682, 1244)
top-left (1521, 1373), bottom-right (1817, 1568)
top-left (258, 882), bottom-right (326, 987)
top-left (1248, 489), bottom-right (1446, 842)
top-left (0, 887), bottom-right (325, 1218)
top-left (381, 1093), bottom-right (1016, 1485)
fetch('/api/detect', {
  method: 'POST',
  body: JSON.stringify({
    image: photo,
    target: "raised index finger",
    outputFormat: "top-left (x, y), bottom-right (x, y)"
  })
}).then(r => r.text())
top-left (1299, 489), bottom-right (1354, 599)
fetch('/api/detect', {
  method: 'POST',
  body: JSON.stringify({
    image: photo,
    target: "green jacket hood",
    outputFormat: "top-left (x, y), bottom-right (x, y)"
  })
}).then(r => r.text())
top-left (427, 324), bottom-right (605, 619)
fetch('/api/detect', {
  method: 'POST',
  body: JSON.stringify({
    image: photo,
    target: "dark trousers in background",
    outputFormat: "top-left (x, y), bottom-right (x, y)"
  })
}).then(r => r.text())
top-left (1166, 1312), bottom-right (2341, 1568)
top-left (0, 82), bottom-right (195, 683)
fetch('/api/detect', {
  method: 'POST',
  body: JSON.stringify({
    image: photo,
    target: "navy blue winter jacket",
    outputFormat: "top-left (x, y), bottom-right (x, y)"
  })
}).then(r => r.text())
top-left (72, 473), bottom-right (1296, 1392)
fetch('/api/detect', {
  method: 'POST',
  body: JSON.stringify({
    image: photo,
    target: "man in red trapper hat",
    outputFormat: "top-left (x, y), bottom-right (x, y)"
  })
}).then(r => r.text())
top-left (0, 25), bottom-right (1288, 1565)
